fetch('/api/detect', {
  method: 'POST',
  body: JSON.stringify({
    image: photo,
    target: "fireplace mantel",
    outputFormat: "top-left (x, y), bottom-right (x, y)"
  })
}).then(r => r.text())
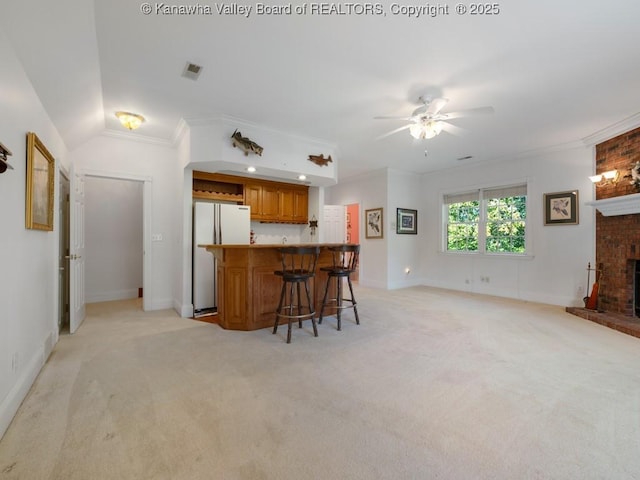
top-left (586, 192), bottom-right (640, 216)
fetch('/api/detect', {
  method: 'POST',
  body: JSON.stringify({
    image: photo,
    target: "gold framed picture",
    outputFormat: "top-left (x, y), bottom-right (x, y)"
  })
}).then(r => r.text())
top-left (365, 207), bottom-right (383, 239)
top-left (26, 132), bottom-right (55, 231)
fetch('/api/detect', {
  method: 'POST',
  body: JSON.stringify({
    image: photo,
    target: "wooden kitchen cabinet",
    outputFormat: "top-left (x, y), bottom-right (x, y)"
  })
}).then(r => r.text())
top-left (193, 171), bottom-right (309, 224)
top-left (293, 189), bottom-right (308, 223)
top-left (202, 244), bottom-right (338, 331)
top-left (261, 184), bottom-right (280, 221)
top-left (244, 181), bottom-right (308, 224)
top-left (244, 183), bottom-right (262, 218)
top-left (279, 188), bottom-right (295, 221)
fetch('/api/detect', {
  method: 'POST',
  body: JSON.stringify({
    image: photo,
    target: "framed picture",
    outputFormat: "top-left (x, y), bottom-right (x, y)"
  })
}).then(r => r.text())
top-left (365, 207), bottom-right (383, 239)
top-left (544, 190), bottom-right (579, 226)
top-left (396, 208), bottom-right (417, 234)
top-left (26, 132), bottom-right (55, 231)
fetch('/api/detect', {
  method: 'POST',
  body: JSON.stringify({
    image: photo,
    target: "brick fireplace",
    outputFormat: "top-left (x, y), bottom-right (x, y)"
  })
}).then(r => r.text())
top-left (593, 126), bottom-right (640, 316)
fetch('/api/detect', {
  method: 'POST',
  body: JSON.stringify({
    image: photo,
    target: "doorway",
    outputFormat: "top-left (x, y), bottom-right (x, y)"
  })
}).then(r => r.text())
top-left (58, 171), bottom-right (70, 333)
top-left (323, 203), bottom-right (361, 281)
top-left (84, 176), bottom-right (144, 304)
top-left (345, 203), bottom-right (360, 282)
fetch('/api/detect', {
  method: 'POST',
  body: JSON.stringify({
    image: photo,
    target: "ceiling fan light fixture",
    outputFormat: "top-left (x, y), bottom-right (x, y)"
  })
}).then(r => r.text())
top-left (410, 120), bottom-right (443, 140)
top-left (115, 111), bottom-right (145, 130)
top-left (409, 123), bottom-right (424, 139)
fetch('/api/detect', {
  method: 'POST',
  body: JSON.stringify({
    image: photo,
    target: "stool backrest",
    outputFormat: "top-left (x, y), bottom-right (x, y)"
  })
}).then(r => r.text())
top-left (329, 244), bottom-right (360, 271)
top-left (278, 246), bottom-right (320, 276)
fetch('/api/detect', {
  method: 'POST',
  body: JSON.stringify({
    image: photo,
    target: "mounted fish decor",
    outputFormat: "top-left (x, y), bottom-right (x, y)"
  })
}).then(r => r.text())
top-left (308, 154), bottom-right (332, 166)
top-left (231, 129), bottom-right (263, 156)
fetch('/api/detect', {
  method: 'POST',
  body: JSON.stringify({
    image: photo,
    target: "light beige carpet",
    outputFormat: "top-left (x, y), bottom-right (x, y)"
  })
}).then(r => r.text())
top-left (2, 286), bottom-right (640, 479)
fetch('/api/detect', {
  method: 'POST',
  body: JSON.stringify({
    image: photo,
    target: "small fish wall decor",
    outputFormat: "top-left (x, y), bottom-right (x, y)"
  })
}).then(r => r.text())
top-left (231, 130), bottom-right (263, 156)
top-left (308, 154), bottom-right (332, 166)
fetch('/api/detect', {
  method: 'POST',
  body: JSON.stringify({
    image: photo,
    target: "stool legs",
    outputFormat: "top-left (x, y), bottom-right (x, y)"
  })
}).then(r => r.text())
top-left (273, 278), bottom-right (317, 343)
top-left (305, 279), bottom-right (318, 337)
top-left (346, 275), bottom-right (359, 325)
top-left (318, 276), bottom-right (331, 326)
top-left (319, 275), bottom-right (358, 331)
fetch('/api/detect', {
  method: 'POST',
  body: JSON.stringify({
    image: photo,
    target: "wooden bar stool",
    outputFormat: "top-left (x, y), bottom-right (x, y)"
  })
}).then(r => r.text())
top-left (318, 244), bottom-right (360, 331)
top-left (273, 246), bottom-right (320, 343)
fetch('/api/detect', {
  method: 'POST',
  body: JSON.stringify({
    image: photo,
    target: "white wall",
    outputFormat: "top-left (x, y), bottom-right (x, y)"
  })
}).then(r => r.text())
top-left (327, 147), bottom-right (595, 307)
top-left (85, 176), bottom-right (143, 303)
top-left (0, 31), bottom-right (69, 439)
top-left (70, 134), bottom-right (178, 310)
top-left (325, 169), bottom-right (388, 288)
top-left (174, 128), bottom-right (193, 317)
top-left (421, 146), bottom-right (595, 307)
top-left (188, 117), bottom-right (338, 187)
top-left (387, 169), bottom-right (423, 289)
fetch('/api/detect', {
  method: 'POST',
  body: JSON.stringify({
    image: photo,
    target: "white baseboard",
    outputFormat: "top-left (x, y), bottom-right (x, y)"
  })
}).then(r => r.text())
top-left (0, 347), bottom-right (44, 440)
top-left (86, 288), bottom-right (139, 303)
top-left (147, 298), bottom-right (174, 311)
top-left (421, 279), bottom-right (575, 307)
top-left (174, 299), bottom-right (194, 318)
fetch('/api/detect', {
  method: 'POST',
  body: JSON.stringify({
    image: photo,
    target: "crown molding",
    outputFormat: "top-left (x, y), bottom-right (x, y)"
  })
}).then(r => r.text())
top-left (582, 113), bottom-right (640, 146)
top-left (101, 128), bottom-right (174, 147)
top-left (182, 114), bottom-right (337, 149)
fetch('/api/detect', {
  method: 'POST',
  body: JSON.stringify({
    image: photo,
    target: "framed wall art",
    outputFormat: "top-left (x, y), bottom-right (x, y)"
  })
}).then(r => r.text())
top-left (396, 208), bottom-right (417, 234)
top-left (365, 207), bottom-right (383, 239)
top-left (544, 190), bottom-right (578, 226)
top-left (26, 132), bottom-right (55, 231)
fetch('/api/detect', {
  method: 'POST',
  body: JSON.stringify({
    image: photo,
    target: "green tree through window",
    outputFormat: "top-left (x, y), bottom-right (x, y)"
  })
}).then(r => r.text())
top-left (445, 185), bottom-right (527, 254)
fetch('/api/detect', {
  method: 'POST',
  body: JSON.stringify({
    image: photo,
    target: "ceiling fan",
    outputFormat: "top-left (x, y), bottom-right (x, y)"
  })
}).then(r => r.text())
top-left (375, 95), bottom-right (494, 140)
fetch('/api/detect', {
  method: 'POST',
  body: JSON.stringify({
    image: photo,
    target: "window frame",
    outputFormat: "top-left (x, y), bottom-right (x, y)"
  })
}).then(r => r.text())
top-left (442, 183), bottom-right (530, 257)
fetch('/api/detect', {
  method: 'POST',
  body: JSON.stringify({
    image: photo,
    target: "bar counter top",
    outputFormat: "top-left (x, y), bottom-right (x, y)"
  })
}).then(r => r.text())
top-left (198, 243), bottom-right (352, 249)
top-left (198, 243), bottom-right (346, 330)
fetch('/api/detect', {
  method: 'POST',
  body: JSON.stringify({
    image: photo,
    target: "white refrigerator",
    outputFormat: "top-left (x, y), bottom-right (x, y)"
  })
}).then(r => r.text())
top-left (193, 202), bottom-right (251, 316)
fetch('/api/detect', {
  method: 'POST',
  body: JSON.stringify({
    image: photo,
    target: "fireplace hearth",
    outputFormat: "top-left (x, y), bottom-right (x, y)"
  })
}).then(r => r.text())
top-left (566, 126), bottom-right (640, 338)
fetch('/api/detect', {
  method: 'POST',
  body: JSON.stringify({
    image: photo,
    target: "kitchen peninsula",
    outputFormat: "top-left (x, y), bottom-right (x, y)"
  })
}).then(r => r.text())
top-left (200, 244), bottom-right (346, 330)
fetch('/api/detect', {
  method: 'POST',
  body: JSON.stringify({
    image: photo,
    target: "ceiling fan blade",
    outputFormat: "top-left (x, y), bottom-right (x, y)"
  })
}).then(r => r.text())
top-left (376, 124), bottom-right (412, 140)
top-left (425, 97), bottom-right (449, 116)
top-left (439, 121), bottom-right (466, 136)
top-left (441, 106), bottom-right (494, 120)
top-left (374, 115), bottom-right (414, 121)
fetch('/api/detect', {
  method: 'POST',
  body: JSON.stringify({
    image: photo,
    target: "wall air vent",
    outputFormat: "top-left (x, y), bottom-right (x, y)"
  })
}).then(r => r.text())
top-left (182, 62), bottom-right (203, 80)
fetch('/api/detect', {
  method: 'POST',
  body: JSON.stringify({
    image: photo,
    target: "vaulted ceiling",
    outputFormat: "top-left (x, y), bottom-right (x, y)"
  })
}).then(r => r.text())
top-left (2, 0), bottom-right (639, 180)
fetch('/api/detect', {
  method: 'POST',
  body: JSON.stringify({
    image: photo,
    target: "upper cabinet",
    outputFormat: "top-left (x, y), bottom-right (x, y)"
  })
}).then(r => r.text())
top-left (193, 171), bottom-right (309, 224)
top-left (244, 181), bottom-right (308, 224)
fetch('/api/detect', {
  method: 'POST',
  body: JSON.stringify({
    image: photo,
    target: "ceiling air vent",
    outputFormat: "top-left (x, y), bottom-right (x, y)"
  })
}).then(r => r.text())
top-left (182, 62), bottom-right (203, 80)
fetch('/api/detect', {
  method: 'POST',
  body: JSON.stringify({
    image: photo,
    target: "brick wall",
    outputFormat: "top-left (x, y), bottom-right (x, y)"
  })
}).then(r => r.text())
top-left (595, 126), bottom-right (640, 315)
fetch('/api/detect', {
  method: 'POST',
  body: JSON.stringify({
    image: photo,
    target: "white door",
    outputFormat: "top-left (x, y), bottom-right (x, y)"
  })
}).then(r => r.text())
top-left (69, 166), bottom-right (86, 333)
top-left (58, 172), bottom-right (70, 332)
top-left (323, 205), bottom-right (346, 243)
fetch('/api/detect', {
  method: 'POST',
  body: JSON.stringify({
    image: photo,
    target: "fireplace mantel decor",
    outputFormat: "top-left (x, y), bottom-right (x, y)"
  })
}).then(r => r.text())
top-left (586, 192), bottom-right (640, 217)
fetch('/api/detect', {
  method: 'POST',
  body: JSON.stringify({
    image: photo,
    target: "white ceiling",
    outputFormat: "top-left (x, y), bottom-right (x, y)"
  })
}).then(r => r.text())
top-left (2, 0), bottom-right (640, 180)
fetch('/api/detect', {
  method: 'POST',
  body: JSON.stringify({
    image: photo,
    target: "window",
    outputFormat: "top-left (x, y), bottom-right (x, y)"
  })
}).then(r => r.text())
top-left (444, 184), bottom-right (527, 255)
